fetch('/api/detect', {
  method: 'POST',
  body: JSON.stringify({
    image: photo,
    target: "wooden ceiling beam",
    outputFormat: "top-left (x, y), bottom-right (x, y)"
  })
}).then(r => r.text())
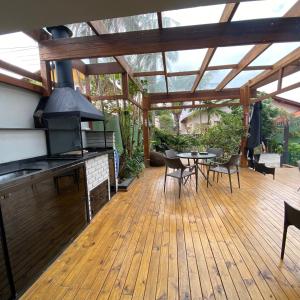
top-left (0, 73), bottom-right (44, 94)
top-left (86, 62), bottom-right (123, 75)
top-left (40, 18), bottom-right (300, 61)
top-left (132, 65), bottom-right (273, 77)
top-left (253, 81), bottom-right (300, 103)
top-left (252, 62), bottom-right (300, 89)
top-left (191, 2), bottom-right (239, 92)
top-left (247, 47), bottom-right (300, 88)
top-left (23, 29), bottom-right (50, 41)
top-left (71, 60), bottom-right (87, 75)
top-left (0, 59), bottom-right (42, 82)
top-left (87, 20), bottom-right (142, 91)
top-left (150, 102), bottom-right (240, 111)
top-left (216, 1), bottom-right (300, 91)
top-left (148, 88), bottom-right (257, 104)
top-left (89, 94), bottom-right (125, 101)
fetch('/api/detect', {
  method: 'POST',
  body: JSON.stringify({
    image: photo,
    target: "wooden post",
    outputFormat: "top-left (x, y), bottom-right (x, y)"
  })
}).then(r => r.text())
top-left (142, 96), bottom-right (150, 166)
top-left (40, 60), bottom-right (52, 96)
top-left (240, 86), bottom-right (250, 168)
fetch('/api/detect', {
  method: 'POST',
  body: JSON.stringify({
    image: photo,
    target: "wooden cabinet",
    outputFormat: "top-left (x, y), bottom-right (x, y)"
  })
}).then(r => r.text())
top-left (0, 164), bottom-right (88, 298)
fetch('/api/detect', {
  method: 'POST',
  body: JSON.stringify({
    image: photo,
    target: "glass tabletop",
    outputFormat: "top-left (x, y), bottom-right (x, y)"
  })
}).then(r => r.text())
top-left (177, 152), bottom-right (217, 159)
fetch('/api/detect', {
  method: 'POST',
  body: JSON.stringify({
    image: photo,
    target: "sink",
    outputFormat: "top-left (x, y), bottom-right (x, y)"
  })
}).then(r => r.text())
top-left (0, 169), bottom-right (42, 183)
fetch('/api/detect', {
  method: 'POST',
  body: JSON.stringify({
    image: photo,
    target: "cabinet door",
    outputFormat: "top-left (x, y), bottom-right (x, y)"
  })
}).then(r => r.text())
top-left (0, 217), bottom-right (14, 300)
top-left (0, 165), bottom-right (87, 296)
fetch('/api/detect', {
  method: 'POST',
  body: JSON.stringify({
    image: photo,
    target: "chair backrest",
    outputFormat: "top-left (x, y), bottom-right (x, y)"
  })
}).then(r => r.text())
top-left (165, 149), bottom-right (177, 158)
top-left (284, 201), bottom-right (300, 230)
top-left (207, 148), bottom-right (223, 158)
top-left (223, 154), bottom-right (240, 168)
top-left (164, 156), bottom-right (184, 170)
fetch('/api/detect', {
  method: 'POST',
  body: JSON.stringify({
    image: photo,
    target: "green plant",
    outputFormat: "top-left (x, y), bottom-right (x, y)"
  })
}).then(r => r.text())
top-left (200, 109), bottom-right (243, 157)
top-left (123, 147), bottom-right (145, 178)
top-left (288, 143), bottom-right (300, 166)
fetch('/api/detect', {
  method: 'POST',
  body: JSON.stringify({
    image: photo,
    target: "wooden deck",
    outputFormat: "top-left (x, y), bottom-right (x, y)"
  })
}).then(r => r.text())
top-left (21, 166), bottom-right (300, 300)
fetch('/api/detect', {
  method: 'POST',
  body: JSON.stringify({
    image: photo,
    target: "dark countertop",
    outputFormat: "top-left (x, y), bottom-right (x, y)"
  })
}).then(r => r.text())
top-left (0, 149), bottom-right (113, 193)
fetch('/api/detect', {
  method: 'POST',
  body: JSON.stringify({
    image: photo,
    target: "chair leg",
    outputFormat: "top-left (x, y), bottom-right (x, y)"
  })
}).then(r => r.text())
top-left (213, 171), bottom-right (215, 181)
top-left (237, 171), bottom-right (240, 188)
top-left (164, 166), bottom-right (167, 193)
top-left (179, 178), bottom-right (182, 198)
top-left (228, 173), bottom-right (233, 193)
top-left (207, 170), bottom-right (210, 188)
top-left (281, 224), bottom-right (288, 260)
top-left (217, 172), bottom-right (219, 183)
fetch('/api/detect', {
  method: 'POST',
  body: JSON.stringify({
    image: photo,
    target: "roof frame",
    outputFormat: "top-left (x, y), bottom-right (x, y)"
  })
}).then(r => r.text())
top-left (39, 17), bottom-right (300, 61)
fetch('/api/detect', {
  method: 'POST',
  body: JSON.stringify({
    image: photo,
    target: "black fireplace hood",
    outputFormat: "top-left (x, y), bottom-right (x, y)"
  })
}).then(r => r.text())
top-left (35, 25), bottom-right (104, 122)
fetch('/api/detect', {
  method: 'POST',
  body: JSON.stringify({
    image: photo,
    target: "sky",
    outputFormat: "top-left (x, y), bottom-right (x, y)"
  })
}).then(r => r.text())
top-left (0, 0), bottom-right (299, 102)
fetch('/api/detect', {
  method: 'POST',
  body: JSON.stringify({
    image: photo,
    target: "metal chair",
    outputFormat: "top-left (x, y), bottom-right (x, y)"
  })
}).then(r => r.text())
top-left (200, 148), bottom-right (224, 169)
top-left (207, 154), bottom-right (240, 193)
top-left (281, 202), bottom-right (300, 259)
top-left (165, 149), bottom-right (190, 167)
top-left (165, 149), bottom-right (178, 158)
top-left (163, 156), bottom-right (197, 198)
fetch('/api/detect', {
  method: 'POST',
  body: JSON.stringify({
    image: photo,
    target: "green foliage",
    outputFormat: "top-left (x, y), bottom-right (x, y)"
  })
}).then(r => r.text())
top-left (158, 111), bottom-right (174, 133)
top-left (261, 99), bottom-right (280, 140)
top-left (152, 128), bottom-right (201, 152)
top-left (288, 143), bottom-right (300, 166)
top-left (123, 147), bottom-right (145, 178)
top-left (200, 108), bottom-right (243, 157)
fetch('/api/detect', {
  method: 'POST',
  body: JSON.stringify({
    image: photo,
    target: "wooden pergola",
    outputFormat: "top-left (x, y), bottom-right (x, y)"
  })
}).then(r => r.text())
top-left (1, 1), bottom-right (300, 167)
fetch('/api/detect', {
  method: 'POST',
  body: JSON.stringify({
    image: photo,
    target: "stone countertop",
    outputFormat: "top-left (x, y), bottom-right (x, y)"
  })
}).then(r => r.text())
top-left (0, 149), bottom-right (113, 192)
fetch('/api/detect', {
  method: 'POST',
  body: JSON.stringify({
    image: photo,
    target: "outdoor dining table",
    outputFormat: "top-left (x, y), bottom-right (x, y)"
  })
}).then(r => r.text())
top-left (177, 152), bottom-right (217, 186)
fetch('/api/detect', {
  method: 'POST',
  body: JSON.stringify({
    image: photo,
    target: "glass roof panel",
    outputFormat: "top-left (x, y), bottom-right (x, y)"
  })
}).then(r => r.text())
top-left (102, 13), bottom-right (158, 33)
top-left (137, 76), bottom-right (166, 93)
top-left (282, 71), bottom-right (300, 88)
top-left (0, 32), bottom-right (40, 72)
top-left (0, 68), bottom-right (22, 79)
top-left (226, 70), bottom-right (263, 88)
top-left (162, 4), bottom-right (225, 28)
top-left (278, 88), bottom-right (300, 103)
top-left (258, 81), bottom-right (278, 94)
top-left (232, 0), bottom-right (298, 21)
top-left (166, 49), bottom-right (207, 72)
top-left (82, 57), bottom-right (116, 64)
top-left (66, 23), bottom-right (95, 37)
top-left (124, 53), bottom-right (163, 72)
top-left (250, 42), bottom-right (300, 66)
top-left (168, 75), bottom-right (196, 92)
top-left (209, 45), bottom-right (254, 66)
top-left (197, 69), bottom-right (231, 90)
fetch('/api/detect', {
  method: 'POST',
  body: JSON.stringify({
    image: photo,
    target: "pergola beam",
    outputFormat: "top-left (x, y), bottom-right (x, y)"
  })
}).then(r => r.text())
top-left (0, 59), bottom-right (42, 82)
top-left (132, 65), bottom-right (273, 77)
top-left (216, 1), bottom-right (300, 91)
top-left (253, 81), bottom-right (300, 103)
top-left (191, 2), bottom-right (239, 92)
top-left (148, 88), bottom-right (256, 104)
top-left (247, 47), bottom-right (300, 88)
top-left (150, 102), bottom-right (240, 111)
top-left (86, 62), bottom-right (124, 75)
top-left (39, 18), bottom-right (300, 61)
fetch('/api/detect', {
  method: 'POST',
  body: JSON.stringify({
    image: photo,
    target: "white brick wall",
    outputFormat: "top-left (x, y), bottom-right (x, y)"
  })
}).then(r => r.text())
top-left (85, 154), bottom-right (110, 220)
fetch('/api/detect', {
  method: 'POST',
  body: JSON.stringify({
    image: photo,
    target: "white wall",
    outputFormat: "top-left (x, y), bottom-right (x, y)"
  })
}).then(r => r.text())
top-left (0, 83), bottom-right (47, 163)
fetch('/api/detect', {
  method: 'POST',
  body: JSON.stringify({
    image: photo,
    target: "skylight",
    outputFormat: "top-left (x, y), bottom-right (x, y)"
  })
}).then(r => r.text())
top-left (102, 13), bottom-right (158, 33)
top-left (232, 0), bottom-right (298, 21)
top-left (162, 4), bottom-right (225, 28)
top-left (165, 49), bottom-right (207, 72)
top-left (250, 43), bottom-right (300, 66)
top-left (258, 81), bottom-right (278, 94)
top-left (226, 70), bottom-right (263, 88)
top-left (198, 70), bottom-right (231, 90)
top-left (278, 88), bottom-right (300, 103)
top-left (168, 75), bottom-right (196, 92)
top-left (124, 53), bottom-right (163, 72)
top-left (209, 45), bottom-right (254, 66)
top-left (137, 76), bottom-right (166, 93)
top-left (67, 23), bottom-right (95, 37)
top-left (82, 57), bottom-right (116, 64)
top-left (0, 32), bottom-right (40, 72)
top-left (282, 71), bottom-right (300, 88)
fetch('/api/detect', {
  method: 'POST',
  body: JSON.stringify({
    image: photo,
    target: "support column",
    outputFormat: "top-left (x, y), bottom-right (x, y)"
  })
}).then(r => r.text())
top-left (40, 60), bottom-right (52, 96)
top-left (142, 96), bottom-right (150, 166)
top-left (240, 86), bottom-right (250, 168)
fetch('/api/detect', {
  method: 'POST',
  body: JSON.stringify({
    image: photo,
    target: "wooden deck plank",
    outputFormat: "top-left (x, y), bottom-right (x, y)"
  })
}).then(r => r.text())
top-left (21, 167), bottom-right (300, 300)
